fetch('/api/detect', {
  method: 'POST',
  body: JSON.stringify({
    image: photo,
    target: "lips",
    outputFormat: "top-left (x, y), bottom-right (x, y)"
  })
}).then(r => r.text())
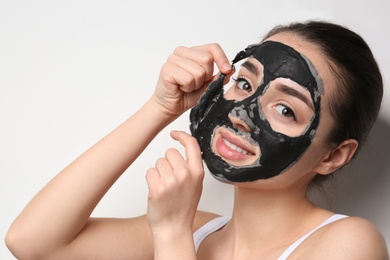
top-left (214, 129), bottom-right (257, 162)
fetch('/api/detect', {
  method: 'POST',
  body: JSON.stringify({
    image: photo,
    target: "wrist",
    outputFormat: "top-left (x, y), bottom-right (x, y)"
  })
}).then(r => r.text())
top-left (148, 96), bottom-right (182, 120)
top-left (140, 98), bottom-right (180, 129)
top-left (152, 228), bottom-right (196, 260)
top-left (152, 225), bottom-right (193, 241)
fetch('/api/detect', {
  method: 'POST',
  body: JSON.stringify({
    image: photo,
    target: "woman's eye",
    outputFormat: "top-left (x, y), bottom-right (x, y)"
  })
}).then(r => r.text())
top-left (275, 104), bottom-right (296, 119)
top-left (234, 78), bottom-right (252, 93)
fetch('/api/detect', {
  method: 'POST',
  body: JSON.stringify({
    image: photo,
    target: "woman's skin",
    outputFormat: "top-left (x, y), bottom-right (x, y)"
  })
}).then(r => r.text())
top-left (213, 57), bottom-right (317, 167)
top-left (6, 32), bottom-right (389, 260)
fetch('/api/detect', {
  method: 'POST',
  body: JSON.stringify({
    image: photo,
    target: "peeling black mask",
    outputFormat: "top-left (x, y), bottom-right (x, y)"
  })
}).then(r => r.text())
top-left (190, 41), bottom-right (323, 182)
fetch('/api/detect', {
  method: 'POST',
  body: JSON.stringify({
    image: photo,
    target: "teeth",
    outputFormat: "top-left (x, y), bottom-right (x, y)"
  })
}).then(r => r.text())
top-left (223, 138), bottom-right (249, 155)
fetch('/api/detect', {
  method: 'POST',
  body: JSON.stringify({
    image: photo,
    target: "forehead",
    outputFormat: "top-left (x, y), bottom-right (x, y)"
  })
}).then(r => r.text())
top-left (250, 41), bottom-right (323, 94)
top-left (266, 33), bottom-right (342, 112)
top-left (266, 32), bottom-right (339, 91)
top-left (232, 41), bottom-right (324, 107)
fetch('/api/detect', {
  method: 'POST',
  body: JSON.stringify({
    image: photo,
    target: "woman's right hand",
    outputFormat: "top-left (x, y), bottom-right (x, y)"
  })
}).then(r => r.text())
top-left (152, 43), bottom-right (232, 117)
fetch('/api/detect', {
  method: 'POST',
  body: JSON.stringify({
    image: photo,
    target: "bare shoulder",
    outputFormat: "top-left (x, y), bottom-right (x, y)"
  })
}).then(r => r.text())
top-left (326, 216), bottom-right (388, 257)
top-left (193, 210), bottom-right (221, 231)
top-left (298, 216), bottom-right (389, 259)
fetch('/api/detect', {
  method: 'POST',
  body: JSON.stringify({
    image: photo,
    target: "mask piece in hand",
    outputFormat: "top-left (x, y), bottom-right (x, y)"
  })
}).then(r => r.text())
top-left (190, 41), bottom-right (323, 182)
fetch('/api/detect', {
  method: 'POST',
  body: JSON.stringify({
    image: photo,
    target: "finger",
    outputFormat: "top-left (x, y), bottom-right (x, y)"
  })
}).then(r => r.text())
top-left (173, 46), bottom-right (215, 82)
top-left (224, 65), bottom-right (236, 84)
top-left (145, 168), bottom-right (160, 194)
top-left (170, 131), bottom-right (204, 176)
top-left (163, 55), bottom-right (210, 93)
top-left (161, 65), bottom-right (196, 94)
top-left (164, 148), bottom-right (191, 181)
top-left (175, 44), bottom-right (232, 80)
top-left (207, 64), bottom-right (236, 85)
top-left (171, 55), bottom-right (208, 92)
top-left (155, 157), bottom-right (174, 178)
top-left (194, 43), bottom-right (232, 74)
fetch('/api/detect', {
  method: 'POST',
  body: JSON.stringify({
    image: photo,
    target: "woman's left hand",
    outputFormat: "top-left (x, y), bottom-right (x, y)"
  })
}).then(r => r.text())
top-left (146, 130), bottom-right (204, 257)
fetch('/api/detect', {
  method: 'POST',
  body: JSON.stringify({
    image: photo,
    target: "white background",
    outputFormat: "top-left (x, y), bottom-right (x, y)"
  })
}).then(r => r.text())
top-left (1, 0), bottom-right (389, 258)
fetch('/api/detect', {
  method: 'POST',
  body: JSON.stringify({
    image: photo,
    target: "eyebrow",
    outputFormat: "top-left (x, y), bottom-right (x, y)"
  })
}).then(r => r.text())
top-left (276, 84), bottom-right (314, 110)
top-left (241, 60), bottom-right (259, 77)
top-left (242, 60), bottom-right (314, 110)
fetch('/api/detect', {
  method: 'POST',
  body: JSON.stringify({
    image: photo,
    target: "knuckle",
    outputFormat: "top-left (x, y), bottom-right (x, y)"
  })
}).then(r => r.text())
top-left (178, 166), bottom-right (191, 176)
top-left (164, 174), bottom-right (178, 187)
top-left (165, 148), bottom-right (178, 158)
top-left (193, 66), bottom-right (206, 79)
top-left (173, 45), bottom-right (187, 54)
top-left (198, 52), bottom-right (214, 65)
top-left (166, 53), bottom-right (178, 64)
top-left (193, 166), bottom-right (204, 177)
top-left (146, 167), bottom-right (155, 175)
top-left (155, 157), bottom-right (166, 168)
top-left (183, 75), bottom-right (196, 88)
top-left (145, 168), bottom-right (154, 181)
top-left (187, 136), bottom-right (199, 146)
top-left (205, 43), bottom-right (220, 53)
top-left (153, 177), bottom-right (176, 198)
top-left (210, 42), bottom-right (221, 48)
top-left (159, 60), bottom-right (174, 78)
top-left (153, 186), bottom-right (166, 200)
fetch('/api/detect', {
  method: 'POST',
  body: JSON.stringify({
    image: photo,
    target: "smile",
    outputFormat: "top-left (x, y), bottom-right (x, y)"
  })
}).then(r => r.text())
top-left (222, 138), bottom-right (251, 155)
top-left (213, 127), bottom-right (259, 165)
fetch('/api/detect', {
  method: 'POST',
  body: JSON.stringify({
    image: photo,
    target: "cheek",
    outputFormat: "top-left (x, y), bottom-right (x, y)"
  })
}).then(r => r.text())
top-left (297, 136), bottom-right (330, 172)
top-left (311, 107), bottom-right (335, 148)
top-left (282, 110), bottom-right (334, 175)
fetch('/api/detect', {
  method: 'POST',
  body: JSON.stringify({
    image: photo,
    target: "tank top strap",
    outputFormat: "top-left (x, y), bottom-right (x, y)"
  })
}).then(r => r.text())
top-left (277, 214), bottom-right (348, 260)
top-left (193, 216), bottom-right (231, 252)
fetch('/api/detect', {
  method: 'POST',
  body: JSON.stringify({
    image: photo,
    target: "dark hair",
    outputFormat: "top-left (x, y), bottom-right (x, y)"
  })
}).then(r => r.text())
top-left (263, 20), bottom-right (383, 186)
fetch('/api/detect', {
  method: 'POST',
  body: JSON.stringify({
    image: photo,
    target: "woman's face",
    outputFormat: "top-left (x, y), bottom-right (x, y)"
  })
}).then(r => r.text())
top-left (190, 32), bottom-right (337, 184)
top-left (220, 58), bottom-right (317, 165)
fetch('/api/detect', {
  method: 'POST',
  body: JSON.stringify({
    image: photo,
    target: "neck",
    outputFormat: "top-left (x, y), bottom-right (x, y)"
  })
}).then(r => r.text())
top-left (232, 185), bottom-right (314, 228)
top-left (223, 180), bottom-right (326, 256)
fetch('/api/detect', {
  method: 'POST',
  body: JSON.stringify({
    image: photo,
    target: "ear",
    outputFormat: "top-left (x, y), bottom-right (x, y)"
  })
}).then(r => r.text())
top-left (314, 139), bottom-right (359, 175)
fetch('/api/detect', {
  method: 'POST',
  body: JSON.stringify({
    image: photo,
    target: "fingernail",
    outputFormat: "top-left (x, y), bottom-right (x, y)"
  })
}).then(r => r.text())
top-left (223, 63), bottom-right (232, 72)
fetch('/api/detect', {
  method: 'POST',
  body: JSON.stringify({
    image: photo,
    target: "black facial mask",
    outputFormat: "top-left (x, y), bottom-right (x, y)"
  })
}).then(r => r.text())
top-left (190, 41), bottom-right (323, 182)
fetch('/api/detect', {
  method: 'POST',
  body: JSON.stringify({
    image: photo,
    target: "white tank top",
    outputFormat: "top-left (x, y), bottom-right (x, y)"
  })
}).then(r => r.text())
top-left (193, 214), bottom-right (348, 259)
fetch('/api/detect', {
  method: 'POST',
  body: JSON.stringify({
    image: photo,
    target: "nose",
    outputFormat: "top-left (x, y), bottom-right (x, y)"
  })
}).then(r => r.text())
top-left (228, 113), bottom-right (252, 132)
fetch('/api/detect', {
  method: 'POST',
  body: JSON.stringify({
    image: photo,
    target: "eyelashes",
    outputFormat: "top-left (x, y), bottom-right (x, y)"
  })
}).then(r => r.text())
top-left (232, 76), bottom-right (253, 93)
top-left (232, 77), bottom-right (298, 121)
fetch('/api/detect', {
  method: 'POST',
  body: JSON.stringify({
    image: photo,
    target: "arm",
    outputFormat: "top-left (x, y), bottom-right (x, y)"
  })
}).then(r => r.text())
top-left (146, 131), bottom-right (204, 260)
top-left (6, 99), bottom-right (174, 259)
top-left (6, 43), bottom-right (231, 259)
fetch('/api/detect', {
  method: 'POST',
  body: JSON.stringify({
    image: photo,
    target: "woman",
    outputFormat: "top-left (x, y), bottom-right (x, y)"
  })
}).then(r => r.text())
top-left (6, 21), bottom-right (389, 259)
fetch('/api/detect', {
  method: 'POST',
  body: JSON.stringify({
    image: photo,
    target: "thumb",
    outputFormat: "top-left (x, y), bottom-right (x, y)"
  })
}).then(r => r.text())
top-left (170, 130), bottom-right (203, 175)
